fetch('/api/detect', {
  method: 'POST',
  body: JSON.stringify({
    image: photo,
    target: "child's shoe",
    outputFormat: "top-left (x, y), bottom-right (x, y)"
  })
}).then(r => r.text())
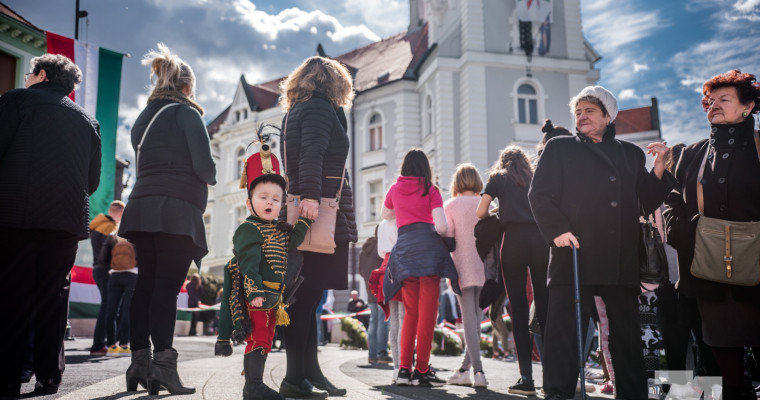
top-left (472, 371), bottom-right (488, 388)
top-left (446, 369), bottom-right (472, 386)
top-left (106, 345), bottom-right (121, 357)
top-left (396, 368), bottom-right (412, 386)
top-left (412, 367), bottom-right (445, 387)
top-left (600, 380), bottom-right (614, 394)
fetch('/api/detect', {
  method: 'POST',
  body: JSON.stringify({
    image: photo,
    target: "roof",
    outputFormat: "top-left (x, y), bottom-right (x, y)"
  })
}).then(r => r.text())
top-left (0, 1), bottom-right (43, 32)
top-left (616, 106), bottom-right (654, 135)
top-left (208, 24), bottom-right (429, 128)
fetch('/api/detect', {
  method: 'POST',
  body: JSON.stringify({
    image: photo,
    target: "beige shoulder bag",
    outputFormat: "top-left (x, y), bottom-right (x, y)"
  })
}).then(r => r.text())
top-left (282, 112), bottom-right (345, 254)
top-left (690, 130), bottom-right (760, 286)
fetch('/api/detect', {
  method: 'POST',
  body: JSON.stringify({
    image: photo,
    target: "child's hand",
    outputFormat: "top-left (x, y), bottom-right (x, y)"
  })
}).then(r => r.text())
top-left (250, 297), bottom-right (264, 308)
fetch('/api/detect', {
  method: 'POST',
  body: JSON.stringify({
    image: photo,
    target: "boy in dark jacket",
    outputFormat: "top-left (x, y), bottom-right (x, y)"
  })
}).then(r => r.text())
top-left (215, 145), bottom-right (312, 400)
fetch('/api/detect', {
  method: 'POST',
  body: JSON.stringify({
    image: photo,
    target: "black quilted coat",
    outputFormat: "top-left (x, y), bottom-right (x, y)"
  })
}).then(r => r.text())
top-left (0, 82), bottom-right (101, 239)
top-left (279, 92), bottom-right (358, 243)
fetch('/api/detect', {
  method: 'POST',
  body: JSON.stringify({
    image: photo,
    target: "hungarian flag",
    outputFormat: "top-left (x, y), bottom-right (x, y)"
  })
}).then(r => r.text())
top-left (516, 0), bottom-right (552, 22)
top-left (46, 32), bottom-right (124, 220)
top-left (538, 12), bottom-right (551, 56)
top-left (69, 265), bottom-right (192, 320)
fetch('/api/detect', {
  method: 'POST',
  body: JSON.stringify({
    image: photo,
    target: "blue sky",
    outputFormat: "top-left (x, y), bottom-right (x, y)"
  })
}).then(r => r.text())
top-left (6, 0), bottom-right (759, 164)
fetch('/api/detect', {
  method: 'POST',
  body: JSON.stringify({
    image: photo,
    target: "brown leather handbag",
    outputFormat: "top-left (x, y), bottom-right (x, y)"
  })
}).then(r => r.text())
top-left (282, 112), bottom-right (345, 254)
top-left (689, 131), bottom-right (760, 286)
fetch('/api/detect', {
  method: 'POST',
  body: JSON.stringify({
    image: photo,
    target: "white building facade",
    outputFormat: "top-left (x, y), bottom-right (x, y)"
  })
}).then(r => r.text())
top-left (202, 0), bottom-right (649, 275)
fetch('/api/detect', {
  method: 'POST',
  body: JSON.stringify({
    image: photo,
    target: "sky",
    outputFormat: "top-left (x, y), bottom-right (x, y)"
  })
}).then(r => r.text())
top-left (5, 0), bottom-right (760, 170)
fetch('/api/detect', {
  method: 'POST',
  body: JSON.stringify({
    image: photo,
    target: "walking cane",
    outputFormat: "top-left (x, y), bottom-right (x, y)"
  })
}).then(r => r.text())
top-left (572, 244), bottom-right (587, 400)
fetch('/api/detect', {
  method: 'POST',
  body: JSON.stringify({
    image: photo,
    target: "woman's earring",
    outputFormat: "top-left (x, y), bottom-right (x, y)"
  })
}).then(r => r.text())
top-left (743, 111), bottom-right (748, 117)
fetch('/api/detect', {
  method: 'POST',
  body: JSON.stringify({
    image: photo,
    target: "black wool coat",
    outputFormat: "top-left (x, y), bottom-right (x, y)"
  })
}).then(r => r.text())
top-left (528, 124), bottom-right (674, 288)
top-left (0, 82), bottom-right (101, 239)
top-left (279, 93), bottom-right (358, 243)
top-left (663, 116), bottom-right (760, 302)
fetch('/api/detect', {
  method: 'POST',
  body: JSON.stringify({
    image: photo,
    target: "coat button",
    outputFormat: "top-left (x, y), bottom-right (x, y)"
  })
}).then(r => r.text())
top-left (718, 177), bottom-right (726, 184)
top-left (728, 127), bottom-right (735, 134)
top-left (711, 127), bottom-right (718, 133)
top-left (610, 201), bottom-right (618, 207)
top-left (728, 138), bottom-right (735, 145)
top-left (722, 153), bottom-right (729, 159)
top-left (610, 176), bottom-right (617, 182)
top-left (710, 138), bottom-right (716, 144)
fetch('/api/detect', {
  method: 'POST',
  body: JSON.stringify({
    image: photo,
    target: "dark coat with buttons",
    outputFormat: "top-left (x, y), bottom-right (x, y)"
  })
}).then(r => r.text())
top-left (663, 116), bottom-right (760, 302)
top-left (529, 124), bottom-right (675, 288)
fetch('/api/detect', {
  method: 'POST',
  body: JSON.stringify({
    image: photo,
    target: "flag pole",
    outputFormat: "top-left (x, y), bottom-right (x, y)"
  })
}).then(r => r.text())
top-left (75, 0), bottom-right (88, 40)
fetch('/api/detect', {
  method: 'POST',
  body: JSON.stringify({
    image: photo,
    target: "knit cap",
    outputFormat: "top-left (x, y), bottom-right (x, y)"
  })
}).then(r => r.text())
top-left (570, 86), bottom-right (618, 122)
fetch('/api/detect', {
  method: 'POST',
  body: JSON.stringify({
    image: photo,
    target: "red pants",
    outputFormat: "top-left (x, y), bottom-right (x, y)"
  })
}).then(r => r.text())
top-left (244, 308), bottom-right (277, 355)
top-left (399, 275), bottom-right (440, 371)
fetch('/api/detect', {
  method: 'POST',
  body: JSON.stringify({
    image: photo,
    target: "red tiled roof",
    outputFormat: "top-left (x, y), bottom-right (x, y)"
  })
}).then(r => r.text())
top-left (249, 84), bottom-right (279, 111)
top-left (335, 24), bottom-right (428, 92)
top-left (616, 106), bottom-right (653, 135)
top-left (0, 2), bottom-right (43, 32)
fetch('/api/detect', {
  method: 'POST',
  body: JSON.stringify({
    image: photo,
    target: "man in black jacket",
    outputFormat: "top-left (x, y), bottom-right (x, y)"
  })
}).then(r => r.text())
top-left (0, 53), bottom-right (101, 396)
top-left (529, 86), bottom-right (673, 400)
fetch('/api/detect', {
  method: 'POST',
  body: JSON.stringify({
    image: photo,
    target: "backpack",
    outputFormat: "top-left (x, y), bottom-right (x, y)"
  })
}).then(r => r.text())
top-left (111, 238), bottom-right (136, 271)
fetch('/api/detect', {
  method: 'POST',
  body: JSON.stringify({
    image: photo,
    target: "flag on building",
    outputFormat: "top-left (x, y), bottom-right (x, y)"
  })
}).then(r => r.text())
top-left (46, 32), bottom-right (124, 220)
top-left (538, 12), bottom-right (551, 56)
top-left (69, 265), bottom-right (192, 320)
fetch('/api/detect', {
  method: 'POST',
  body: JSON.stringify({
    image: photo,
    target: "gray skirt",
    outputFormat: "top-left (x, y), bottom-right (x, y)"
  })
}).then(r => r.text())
top-left (698, 291), bottom-right (760, 347)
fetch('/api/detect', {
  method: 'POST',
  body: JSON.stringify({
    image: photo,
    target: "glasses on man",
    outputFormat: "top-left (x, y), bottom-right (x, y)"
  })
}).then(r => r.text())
top-left (24, 72), bottom-right (33, 81)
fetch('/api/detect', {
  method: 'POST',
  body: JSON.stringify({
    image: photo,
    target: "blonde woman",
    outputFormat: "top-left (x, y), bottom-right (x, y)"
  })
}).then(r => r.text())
top-left (476, 146), bottom-right (548, 396)
top-left (119, 43), bottom-right (216, 395)
top-left (277, 56), bottom-right (357, 398)
top-left (444, 164), bottom-right (489, 387)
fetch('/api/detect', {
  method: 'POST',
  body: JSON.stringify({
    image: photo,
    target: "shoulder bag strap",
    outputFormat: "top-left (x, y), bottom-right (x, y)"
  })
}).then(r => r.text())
top-left (695, 143), bottom-right (710, 215)
top-left (136, 103), bottom-right (179, 173)
top-left (281, 110), bottom-right (347, 201)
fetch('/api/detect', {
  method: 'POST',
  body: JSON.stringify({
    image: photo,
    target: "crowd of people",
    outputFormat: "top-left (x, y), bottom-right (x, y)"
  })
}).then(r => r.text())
top-left (1, 42), bottom-right (758, 400)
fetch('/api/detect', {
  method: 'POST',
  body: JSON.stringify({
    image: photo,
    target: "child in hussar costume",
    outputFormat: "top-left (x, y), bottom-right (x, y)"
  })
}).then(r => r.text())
top-left (215, 138), bottom-right (312, 400)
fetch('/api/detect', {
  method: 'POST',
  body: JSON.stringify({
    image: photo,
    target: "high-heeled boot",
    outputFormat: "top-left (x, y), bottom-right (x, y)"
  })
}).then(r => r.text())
top-left (126, 348), bottom-right (151, 391)
top-left (244, 351), bottom-right (283, 400)
top-left (147, 348), bottom-right (195, 395)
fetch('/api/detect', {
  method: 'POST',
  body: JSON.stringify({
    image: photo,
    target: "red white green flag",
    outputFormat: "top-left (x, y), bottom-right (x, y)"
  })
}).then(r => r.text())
top-left (45, 32), bottom-right (124, 220)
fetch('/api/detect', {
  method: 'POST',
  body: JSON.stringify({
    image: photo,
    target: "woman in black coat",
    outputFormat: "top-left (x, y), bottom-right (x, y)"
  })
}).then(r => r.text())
top-left (118, 44), bottom-right (216, 395)
top-left (277, 56), bottom-right (358, 398)
top-left (528, 86), bottom-right (673, 400)
top-left (663, 69), bottom-right (760, 399)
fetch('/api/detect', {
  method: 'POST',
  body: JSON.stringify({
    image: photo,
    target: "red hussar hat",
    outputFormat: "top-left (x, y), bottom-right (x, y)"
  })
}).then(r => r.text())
top-left (239, 143), bottom-right (286, 191)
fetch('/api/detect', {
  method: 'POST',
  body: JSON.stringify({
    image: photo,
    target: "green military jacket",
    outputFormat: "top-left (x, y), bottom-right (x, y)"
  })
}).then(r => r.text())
top-left (217, 215), bottom-right (312, 341)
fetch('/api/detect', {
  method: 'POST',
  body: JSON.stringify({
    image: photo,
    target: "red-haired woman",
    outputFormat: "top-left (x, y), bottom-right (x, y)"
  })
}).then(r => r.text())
top-left (664, 69), bottom-right (760, 399)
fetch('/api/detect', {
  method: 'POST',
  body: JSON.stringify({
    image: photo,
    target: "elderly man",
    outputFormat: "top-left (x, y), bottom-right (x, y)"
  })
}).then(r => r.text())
top-left (528, 86), bottom-right (673, 400)
top-left (0, 54), bottom-right (101, 396)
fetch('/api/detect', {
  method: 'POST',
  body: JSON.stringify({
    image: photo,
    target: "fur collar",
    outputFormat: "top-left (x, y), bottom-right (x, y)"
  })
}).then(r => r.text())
top-left (147, 88), bottom-right (205, 116)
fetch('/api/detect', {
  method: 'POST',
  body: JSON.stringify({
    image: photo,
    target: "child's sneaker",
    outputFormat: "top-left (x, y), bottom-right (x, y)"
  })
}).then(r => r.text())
top-left (117, 345), bottom-right (131, 357)
top-left (412, 368), bottom-right (445, 387)
top-left (446, 369), bottom-right (472, 386)
top-left (472, 371), bottom-right (488, 388)
top-left (396, 368), bottom-right (412, 386)
top-left (600, 381), bottom-right (614, 394)
top-left (106, 345), bottom-right (121, 357)
top-left (508, 378), bottom-right (536, 395)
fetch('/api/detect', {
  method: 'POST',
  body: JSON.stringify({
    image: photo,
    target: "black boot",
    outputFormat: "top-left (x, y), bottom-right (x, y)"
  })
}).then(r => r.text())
top-left (125, 348), bottom-right (150, 391)
top-left (147, 349), bottom-right (195, 395)
top-left (244, 351), bottom-right (283, 400)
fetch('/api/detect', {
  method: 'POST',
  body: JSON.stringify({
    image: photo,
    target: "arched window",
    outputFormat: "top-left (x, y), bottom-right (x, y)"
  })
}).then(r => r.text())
top-left (236, 147), bottom-right (246, 180)
top-left (368, 113), bottom-right (383, 151)
top-left (517, 83), bottom-right (538, 124)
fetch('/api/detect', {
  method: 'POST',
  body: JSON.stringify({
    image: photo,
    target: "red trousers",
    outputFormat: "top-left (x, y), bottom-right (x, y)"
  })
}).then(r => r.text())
top-left (244, 308), bottom-right (277, 355)
top-left (399, 275), bottom-right (440, 371)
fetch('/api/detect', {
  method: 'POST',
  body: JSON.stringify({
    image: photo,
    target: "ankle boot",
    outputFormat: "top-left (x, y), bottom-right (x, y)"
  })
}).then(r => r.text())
top-left (147, 348), bottom-right (195, 395)
top-left (126, 348), bottom-right (151, 391)
top-left (244, 351), bottom-right (283, 400)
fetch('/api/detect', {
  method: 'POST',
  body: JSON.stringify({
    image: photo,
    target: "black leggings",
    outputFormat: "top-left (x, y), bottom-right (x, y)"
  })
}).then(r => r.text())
top-left (129, 232), bottom-right (195, 352)
top-left (283, 288), bottom-right (325, 384)
top-left (500, 223), bottom-right (549, 379)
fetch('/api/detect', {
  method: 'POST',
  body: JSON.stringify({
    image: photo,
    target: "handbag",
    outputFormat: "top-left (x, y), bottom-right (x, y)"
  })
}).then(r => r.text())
top-left (282, 112), bottom-right (346, 254)
top-left (639, 215), bottom-right (668, 285)
top-left (689, 131), bottom-right (760, 286)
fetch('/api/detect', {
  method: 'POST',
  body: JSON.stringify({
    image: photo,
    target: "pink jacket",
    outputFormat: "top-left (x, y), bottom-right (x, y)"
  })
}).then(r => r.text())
top-left (443, 195), bottom-right (485, 289)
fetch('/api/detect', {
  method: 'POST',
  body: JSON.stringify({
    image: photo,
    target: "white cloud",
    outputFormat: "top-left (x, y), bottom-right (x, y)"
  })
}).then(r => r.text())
top-left (618, 89), bottom-right (638, 100)
top-left (734, 0), bottom-right (760, 12)
top-left (303, 0), bottom-right (409, 39)
top-left (633, 63), bottom-right (649, 73)
top-left (582, 6), bottom-right (665, 54)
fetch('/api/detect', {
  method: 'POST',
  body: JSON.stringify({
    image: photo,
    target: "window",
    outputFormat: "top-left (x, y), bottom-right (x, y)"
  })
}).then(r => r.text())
top-left (368, 181), bottom-right (383, 221)
top-left (236, 147), bottom-right (246, 180)
top-left (235, 110), bottom-right (240, 122)
top-left (425, 95), bottom-right (434, 136)
top-left (368, 113), bottom-right (383, 151)
top-left (517, 84), bottom-right (538, 124)
top-left (243, 109), bottom-right (248, 120)
top-left (235, 205), bottom-right (248, 227)
top-left (203, 213), bottom-right (212, 252)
